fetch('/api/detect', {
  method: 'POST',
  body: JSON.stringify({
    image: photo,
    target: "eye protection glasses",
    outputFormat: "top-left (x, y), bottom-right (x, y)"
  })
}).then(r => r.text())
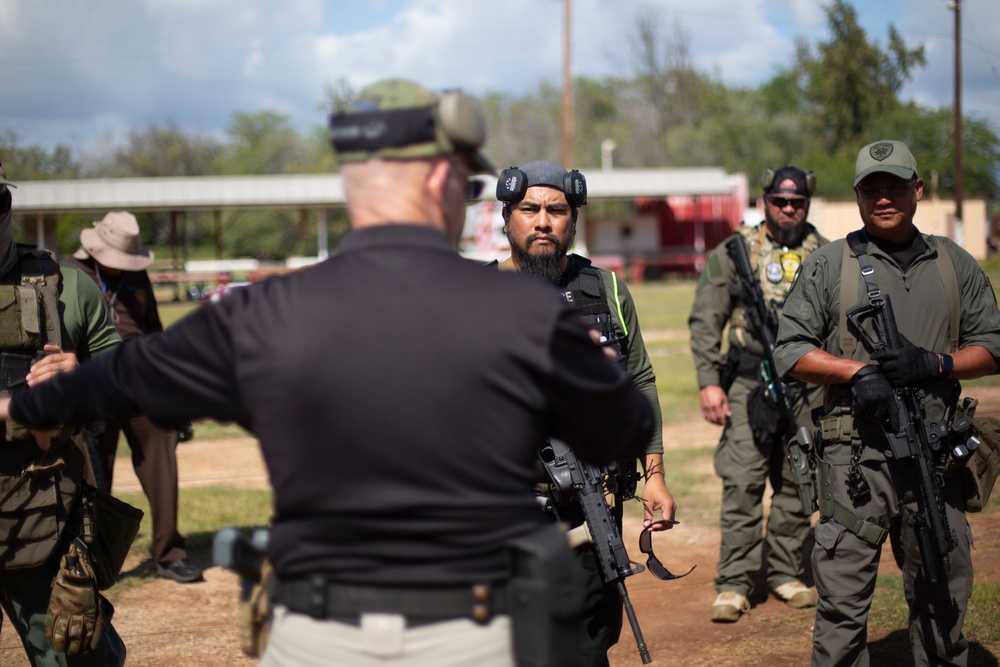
top-left (638, 525), bottom-right (696, 581)
top-left (767, 195), bottom-right (808, 210)
top-left (464, 178), bottom-right (486, 203)
top-left (855, 180), bottom-right (915, 200)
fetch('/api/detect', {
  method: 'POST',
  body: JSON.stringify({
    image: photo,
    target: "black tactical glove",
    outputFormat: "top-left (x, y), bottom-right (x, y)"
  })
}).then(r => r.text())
top-left (870, 345), bottom-right (940, 388)
top-left (851, 365), bottom-right (901, 432)
top-left (45, 540), bottom-right (104, 655)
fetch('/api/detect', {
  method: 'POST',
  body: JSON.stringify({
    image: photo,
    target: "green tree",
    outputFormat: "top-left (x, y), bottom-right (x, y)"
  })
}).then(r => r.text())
top-left (88, 120), bottom-right (221, 177)
top-left (0, 131), bottom-right (80, 180)
top-left (216, 111), bottom-right (314, 175)
top-left (802, 0), bottom-right (925, 150)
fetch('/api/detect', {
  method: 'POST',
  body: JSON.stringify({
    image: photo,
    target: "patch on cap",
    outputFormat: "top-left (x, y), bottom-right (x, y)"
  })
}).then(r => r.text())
top-left (869, 142), bottom-right (894, 161)
top-left (854, 139), bottom-right (918, 186)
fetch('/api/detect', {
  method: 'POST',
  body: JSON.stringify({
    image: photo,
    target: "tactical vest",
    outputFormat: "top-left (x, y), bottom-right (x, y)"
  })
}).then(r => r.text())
top-left (0, 246), bottom-right (82, 569)
top-left (558, 264), bottom-right (627, 364)
top-left (729, 223), bottom-right (824, 353)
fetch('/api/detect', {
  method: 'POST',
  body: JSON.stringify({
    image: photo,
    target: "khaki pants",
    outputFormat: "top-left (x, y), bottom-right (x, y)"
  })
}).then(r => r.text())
top-left (812, 443), bottom-right (973, 666)
top-left (260, 606), bottom-right (516, 667)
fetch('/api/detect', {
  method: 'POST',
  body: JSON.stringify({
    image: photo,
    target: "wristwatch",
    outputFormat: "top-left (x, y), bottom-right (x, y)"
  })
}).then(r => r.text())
top-left (940, 354), bottom-right (955, 378)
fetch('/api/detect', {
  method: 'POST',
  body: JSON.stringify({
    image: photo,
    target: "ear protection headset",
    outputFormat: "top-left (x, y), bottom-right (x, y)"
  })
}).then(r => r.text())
top-left (761, 167), bottom-right (816, 196)
top-left (496, 166), bottom-right (588, 208)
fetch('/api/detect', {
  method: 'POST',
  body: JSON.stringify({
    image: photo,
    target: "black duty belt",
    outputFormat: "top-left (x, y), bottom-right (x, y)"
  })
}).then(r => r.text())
top-left (274, 578), bottom-right (509, 627)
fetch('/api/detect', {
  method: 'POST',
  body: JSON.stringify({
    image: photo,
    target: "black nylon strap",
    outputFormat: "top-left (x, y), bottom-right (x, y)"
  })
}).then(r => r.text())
top-left (329, 107), bottom-right (436, 154)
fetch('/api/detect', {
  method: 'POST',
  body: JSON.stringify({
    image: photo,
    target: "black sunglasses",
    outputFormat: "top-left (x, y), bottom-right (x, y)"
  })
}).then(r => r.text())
top-left (464, 178), bottom-right (486, 202)
top-left (767, 195), bottom-right (808, 210)
top-left (855, 179), bottom-right (916, 200)
top-left (638, 526), bottom-right (696, 581)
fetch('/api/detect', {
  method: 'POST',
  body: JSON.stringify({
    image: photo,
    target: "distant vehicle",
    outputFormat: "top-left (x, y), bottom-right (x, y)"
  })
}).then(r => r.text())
top-left (195, 282), bottom-right (251, 303)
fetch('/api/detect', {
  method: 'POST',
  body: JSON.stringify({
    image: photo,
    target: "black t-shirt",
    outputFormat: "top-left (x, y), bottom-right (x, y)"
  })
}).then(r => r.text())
top-left (13, 224), bottom-right (652, 585)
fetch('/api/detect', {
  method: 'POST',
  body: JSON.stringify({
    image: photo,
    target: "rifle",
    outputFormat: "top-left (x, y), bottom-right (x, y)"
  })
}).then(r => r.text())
top-left (846, 297), bottom-right (957, 585)
top-left (725, 235), bottom-right (817, 512)
top-left (539, 439), bottom-right (652, 665)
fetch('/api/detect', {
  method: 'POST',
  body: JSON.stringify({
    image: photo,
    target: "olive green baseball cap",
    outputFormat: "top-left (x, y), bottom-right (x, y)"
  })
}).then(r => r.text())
top-left (854, 140), bottom-right (918, 186)
top-left (328, 78), bottom-right (495, 175)
top-left (0, 160), bottom-right (16, 188)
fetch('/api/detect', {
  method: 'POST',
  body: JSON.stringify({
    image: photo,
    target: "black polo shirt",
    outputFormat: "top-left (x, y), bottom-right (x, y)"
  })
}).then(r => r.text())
top-left (13, 224), bottom-right (653, 584)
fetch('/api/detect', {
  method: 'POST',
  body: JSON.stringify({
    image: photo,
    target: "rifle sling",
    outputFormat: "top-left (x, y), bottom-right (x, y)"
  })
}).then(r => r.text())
top-left (839, 230), bottom-right (960, 356)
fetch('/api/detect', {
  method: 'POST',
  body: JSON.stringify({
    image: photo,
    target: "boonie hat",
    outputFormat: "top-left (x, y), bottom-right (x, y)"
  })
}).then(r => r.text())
top-left (328, 78), bottom-right (495, 175)
top-left (0, 160), bottom-right (16, 189)
top-left (854, 140), bottom-right (918, 186)
top-left (73, 211), bottom-right (154, 271)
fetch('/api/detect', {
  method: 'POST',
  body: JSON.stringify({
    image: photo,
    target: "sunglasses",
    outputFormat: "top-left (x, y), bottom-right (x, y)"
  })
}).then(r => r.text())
top-left (767, 195), bottom-right (808, 210)
top-left (464, 178), bottom-right (486, 203)
top-left (855, 179), bottom-right (915, 200)
top-left (638, 525), bottom-right (696, 581)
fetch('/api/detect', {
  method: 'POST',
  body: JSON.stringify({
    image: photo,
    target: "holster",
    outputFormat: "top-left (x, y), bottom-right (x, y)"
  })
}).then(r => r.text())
top-left (238, 558), bottom-right (274, 658)
top-left (506, 523), bottom-right (586, 667)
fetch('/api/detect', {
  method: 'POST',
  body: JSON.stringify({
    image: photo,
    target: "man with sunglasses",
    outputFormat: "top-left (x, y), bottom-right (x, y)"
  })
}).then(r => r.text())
top-left (774, 140), bottom-right (1000, 665)
top-left (492, 160), bottom-right (677, 666)
top-left (0, 80), bottom-right (656, 667)
top-left (689, 166), bottom-right (827, 622)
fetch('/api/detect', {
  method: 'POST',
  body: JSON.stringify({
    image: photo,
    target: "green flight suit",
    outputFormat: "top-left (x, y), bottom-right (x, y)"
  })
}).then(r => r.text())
top-left (689, 222), bottom-right (826, 598)
top-left (774, 232), bottom-right (1000, 667)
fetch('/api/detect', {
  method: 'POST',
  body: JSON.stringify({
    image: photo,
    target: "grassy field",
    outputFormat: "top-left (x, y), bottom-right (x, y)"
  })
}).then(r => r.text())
top-left (146, 270), bottom-right (1000, 658)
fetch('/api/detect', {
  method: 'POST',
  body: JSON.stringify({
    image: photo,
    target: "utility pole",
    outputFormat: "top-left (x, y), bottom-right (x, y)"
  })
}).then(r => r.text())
top-left (952, 0), bottom-right (963, 225)
top-left (561, 0), bottom-right (573, 168)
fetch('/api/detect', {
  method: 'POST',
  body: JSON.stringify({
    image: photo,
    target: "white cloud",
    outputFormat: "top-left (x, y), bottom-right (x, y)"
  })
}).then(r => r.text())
top-left (0, 0), bottom-right (996, 156)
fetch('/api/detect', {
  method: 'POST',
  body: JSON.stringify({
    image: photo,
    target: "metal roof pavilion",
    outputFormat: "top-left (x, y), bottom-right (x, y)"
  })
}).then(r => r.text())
top-left (9, 167), bottom-right (736, 214)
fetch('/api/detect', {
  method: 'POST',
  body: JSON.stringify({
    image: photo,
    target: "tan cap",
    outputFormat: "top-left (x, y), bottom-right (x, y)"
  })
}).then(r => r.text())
top-left (73, 211), bottom-right (154, 271)
top-left (854, 140), bottom-right (918, 186)
top-left (329, 78), bottom-right (495, 175)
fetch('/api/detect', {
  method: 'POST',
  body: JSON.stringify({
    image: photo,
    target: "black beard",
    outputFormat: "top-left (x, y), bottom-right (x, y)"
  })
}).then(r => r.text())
top-left (518, 251), bottom-right (564, 285)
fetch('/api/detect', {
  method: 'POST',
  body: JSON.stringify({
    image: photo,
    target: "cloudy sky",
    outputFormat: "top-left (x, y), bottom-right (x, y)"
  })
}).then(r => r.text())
top-left (1, 0), bottom-right (998, 157)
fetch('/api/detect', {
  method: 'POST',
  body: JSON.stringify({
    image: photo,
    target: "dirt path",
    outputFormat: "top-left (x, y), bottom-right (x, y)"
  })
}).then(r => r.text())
top-left (1, 390), bottom-right (998, 666)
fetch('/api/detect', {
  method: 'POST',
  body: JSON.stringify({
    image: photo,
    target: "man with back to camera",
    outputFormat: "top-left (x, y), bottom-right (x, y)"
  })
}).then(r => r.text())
top-left (0, 79), bottom-right (655, 667)
top-left (773, 140), bottom-right (1000, 665)
top-left (0, 160), bottom-right (125, 666)
top-left (688, 166), bottom-right (826, 622)
top-left (66, 211), bottom-right (203, 584)
top-left (493, 159), bottom-right (676, 666)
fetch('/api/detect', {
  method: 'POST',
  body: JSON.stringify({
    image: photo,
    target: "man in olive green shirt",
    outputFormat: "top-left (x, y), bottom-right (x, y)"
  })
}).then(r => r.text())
top-left (495, 159), bottom-right (674, 666)
top-left (0, 159), bottom-right (125, 666)
top-left (774, 140), bottom-right (1000, 665)
top-left (689, 166), bottom-right (825, 622)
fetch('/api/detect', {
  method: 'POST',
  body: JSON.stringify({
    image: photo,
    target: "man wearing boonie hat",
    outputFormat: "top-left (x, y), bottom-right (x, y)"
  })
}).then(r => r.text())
top-left (68, 211), bottom-right (203, 585)
top-left (0, 80), bottom-right (654, 667)
top-left (690, 165), bottom-right (827, 623)
top-left (774, 139), bottom-right (1000, 664)
top-left (0, 160), bottom-right (126, 665)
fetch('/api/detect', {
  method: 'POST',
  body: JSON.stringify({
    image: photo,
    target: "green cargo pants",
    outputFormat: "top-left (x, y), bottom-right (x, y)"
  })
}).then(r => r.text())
top-left (812, 441), bottom-right (972, 666)
top-left (713, 374), bottom-right (818, 596)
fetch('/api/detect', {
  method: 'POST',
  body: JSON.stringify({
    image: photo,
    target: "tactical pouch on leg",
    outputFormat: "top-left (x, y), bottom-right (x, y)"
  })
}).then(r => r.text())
top-left (45, 538), bottom-right (104, 655)
top-left (506, 523), bottom-right (586, 667)
top-left (238, 558), bottom-right (274, 658)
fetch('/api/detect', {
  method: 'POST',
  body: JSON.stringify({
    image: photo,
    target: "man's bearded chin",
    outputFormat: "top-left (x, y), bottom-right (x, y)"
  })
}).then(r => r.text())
top-left (510, 232), bottom-right (574, 285)
top-left (764, 210), bottom-right (806, 247)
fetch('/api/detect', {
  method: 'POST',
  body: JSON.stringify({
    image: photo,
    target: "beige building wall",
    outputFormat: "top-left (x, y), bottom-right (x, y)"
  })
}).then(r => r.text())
top-left (807, 197), bottom-right (988, 260)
